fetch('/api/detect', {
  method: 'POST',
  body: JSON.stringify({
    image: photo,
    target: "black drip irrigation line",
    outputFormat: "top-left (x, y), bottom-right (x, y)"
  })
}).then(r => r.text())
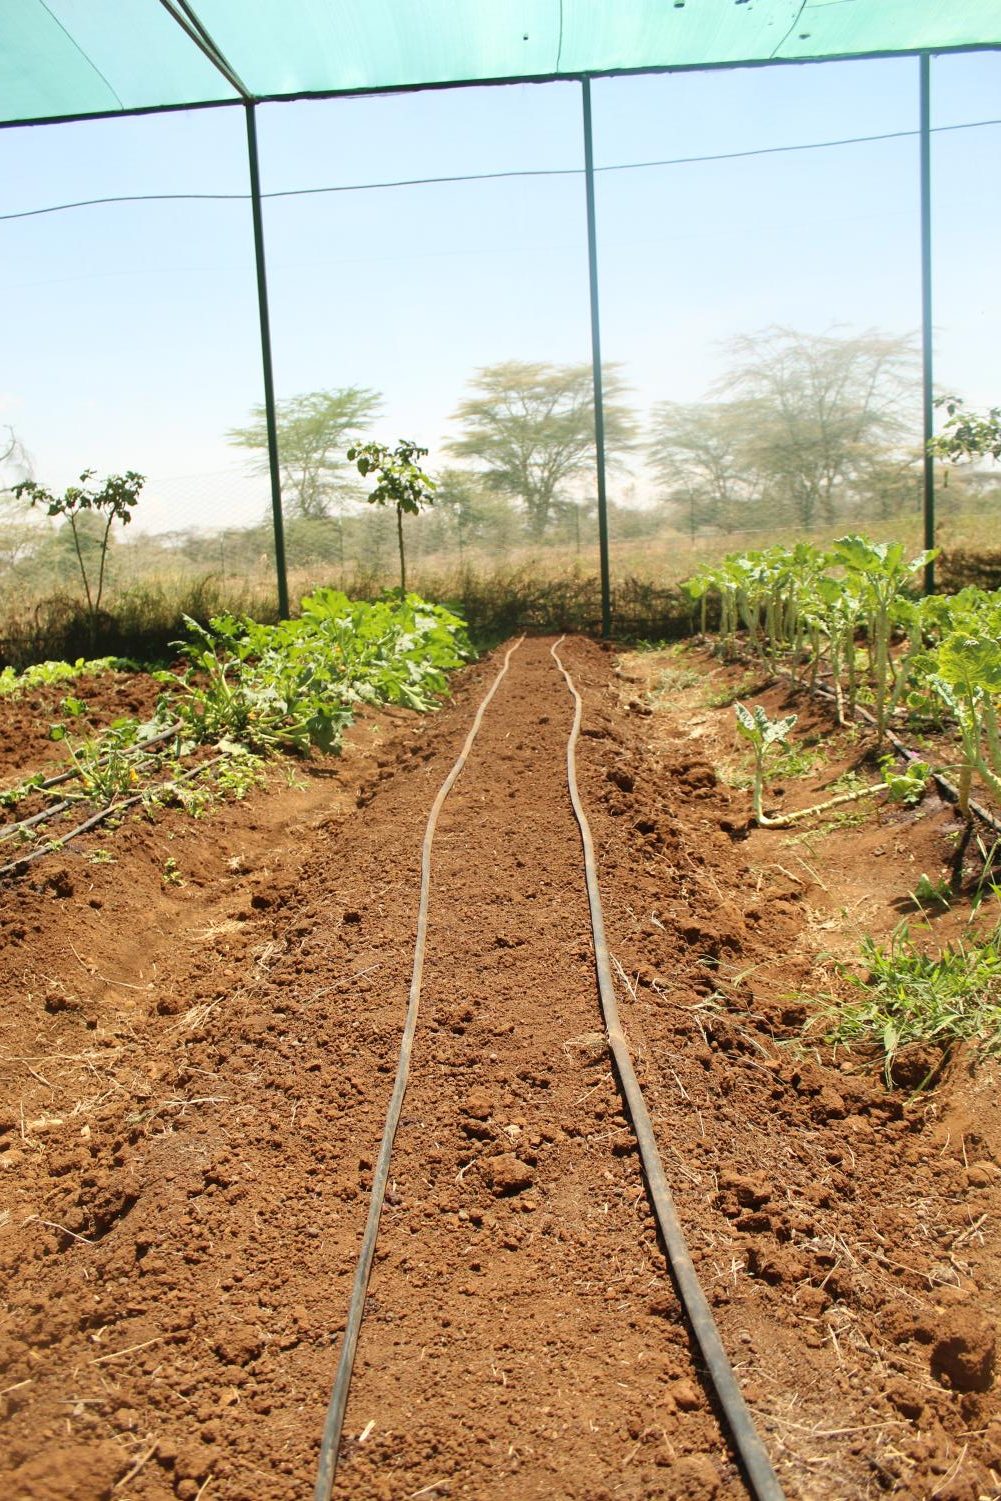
top-left (313, 637), bottom-right (525, 1501)
top-left (0, 754), bottom-right (223, 880)
top-left (550, 637), bottom-right (785, 1501)
top-left (0, 795), bottom-right (75, 845)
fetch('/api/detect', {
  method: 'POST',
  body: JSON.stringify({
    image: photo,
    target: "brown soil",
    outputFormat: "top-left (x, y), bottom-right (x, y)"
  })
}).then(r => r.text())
top-left (0, 671), bottom-right (166, 783)
top-left (1, 638), bottom-right (999, 1501)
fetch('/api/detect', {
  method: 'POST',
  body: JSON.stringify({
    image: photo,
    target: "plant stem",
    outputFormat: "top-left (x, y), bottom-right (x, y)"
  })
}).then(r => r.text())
top-left (397, 505), bottom-right (406, 596)
top-left (874, 605), bottom-right (889, 744)
top-left (94, 512), bottom-right (115, 624)
top-left (757, 780), bottom-right (886, 829)
top-left (752, 752), bottom-right (765, 826)
top-left (68, 516), bottom-right (95, 639)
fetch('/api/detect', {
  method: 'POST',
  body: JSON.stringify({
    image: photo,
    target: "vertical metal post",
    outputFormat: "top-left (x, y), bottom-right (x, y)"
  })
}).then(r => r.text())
top-left (245, 101), bottom-right (290, 618)
top-left (920, 54), bottom-right (935, 595)
top-left (581, 77), bottom-right (612, 639)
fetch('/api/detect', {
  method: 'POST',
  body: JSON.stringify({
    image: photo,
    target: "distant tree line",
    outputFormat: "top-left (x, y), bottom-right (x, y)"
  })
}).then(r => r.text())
top-left (226, 327), bottom-right (975, 550)
top-left (2, 328), bottom-right (999, 602)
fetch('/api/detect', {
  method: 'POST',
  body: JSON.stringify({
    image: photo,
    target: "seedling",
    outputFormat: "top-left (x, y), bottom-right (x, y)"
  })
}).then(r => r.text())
top-left (911, 872), bottom-right (952, 909)
top-left (735, 703), bottom-right (929, 828)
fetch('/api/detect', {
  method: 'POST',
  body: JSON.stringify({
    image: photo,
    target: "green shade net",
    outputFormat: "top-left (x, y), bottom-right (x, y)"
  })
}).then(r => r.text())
top-left (3, 0), bottom-right (1000, 123)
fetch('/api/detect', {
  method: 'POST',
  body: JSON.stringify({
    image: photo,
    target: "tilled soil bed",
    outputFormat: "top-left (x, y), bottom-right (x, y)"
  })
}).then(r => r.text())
top-left (1, 637), bottom-right (999, 1501)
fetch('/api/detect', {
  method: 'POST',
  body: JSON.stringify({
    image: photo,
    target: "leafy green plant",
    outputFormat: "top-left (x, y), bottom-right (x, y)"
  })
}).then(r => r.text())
top-left (0, 655), bottom-right (130, 697)
top-left (814, 921), bottom-right (1001, 1086)
top-left (930, 395), bottom-right (1001, 465)
top-left (13, 472), bottom-right (144, 645)
top-left (826, 536), bottom-right (934, 745)
top-left (0, 593), bottom-right (472, 868)
top-left (347, 439), bottom-right (436, 596)
top-left (174, 590), bottom-right (471, 756)
top-left (735, 702), bottom-right (928, 828)
top-left (924, 633), bottom-right (1001, 817)
top-left (0, 770), bottom-right (45, 809)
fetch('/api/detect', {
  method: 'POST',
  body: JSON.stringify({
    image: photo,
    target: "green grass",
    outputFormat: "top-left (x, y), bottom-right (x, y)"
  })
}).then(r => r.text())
top-left (812, 920), bottom-right (1001, 1085)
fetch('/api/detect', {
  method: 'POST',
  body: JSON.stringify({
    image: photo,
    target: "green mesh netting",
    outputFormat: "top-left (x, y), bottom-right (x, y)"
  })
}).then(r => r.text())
top-left (3, 0), bottom-right (1000, 124)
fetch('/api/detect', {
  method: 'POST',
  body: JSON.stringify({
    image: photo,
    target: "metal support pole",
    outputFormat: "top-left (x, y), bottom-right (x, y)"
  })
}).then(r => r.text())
top-left (581, 77), bottom-right (612, 639)
top-left (245, 101), bottom-right (290, 618)
top-left (919, 54), bottom-right (935, 596)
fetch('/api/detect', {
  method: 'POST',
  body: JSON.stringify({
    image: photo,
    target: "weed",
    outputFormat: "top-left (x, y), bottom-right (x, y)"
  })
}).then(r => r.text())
top-left (911, 872), bottom-right (953, 908)
top-left (811, 921), bottom-right (1001, 1085)
top-left (214, 752), bottom-right (267, 800)
top-left (650, 665), bottom-right (701, 696)
top-left (162, 857), bottom-right (184, 887)
top-left (705, 673), bottom-right (772, 708)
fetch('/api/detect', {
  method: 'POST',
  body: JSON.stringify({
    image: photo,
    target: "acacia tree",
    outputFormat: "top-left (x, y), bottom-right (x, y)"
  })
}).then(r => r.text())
top-left (0, 425), bottom-right (32, 481)
top-left (717, 327), bottom-right (918, 529)
top-left (228, 386), bottom-right (382, 519)
top-left (432, 468), bottom-right (519, 560)
top-left (647, 400), bottom-right (764, 538)
top-left (447, 361), bottom-right (638, 539)
top-left (0, 428), bottom-right (37, 579)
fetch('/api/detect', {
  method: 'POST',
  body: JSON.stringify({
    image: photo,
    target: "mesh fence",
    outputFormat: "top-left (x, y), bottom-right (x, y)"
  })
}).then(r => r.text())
top-left (0, 53), bottom-right (998, 655)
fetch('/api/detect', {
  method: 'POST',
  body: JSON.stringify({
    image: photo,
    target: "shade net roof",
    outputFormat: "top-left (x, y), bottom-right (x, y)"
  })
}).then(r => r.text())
top-left (4, 0), bottom-right (1001, 127)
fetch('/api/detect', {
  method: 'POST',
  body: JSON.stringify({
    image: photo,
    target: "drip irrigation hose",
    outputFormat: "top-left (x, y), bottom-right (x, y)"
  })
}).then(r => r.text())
top-left (550, 638), bottom-right (785, 1501)
top-left (313, 638), bottom-right (524, 1501)
top-left (0, 797), bottom-right (75, 844)
top-left (0, 754), bottom-right (224, 880)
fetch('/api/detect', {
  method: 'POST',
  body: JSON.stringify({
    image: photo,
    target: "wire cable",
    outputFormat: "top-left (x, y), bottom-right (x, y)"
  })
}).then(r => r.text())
top-left (1, 116), bottom-right (998, 223)
top-left (313, 636), bottom-right (524, 1501)
top-left (550, 636), bottom-right (785, 1501)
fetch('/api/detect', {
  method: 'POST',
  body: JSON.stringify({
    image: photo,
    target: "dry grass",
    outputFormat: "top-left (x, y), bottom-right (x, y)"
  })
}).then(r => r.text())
top-left (1, 509), bottom-right (998, 666)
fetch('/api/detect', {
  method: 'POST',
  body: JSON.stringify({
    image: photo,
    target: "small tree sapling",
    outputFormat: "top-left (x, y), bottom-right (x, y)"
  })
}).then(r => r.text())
top-left (14, 470), bottom-right (144, 645)
top-left (346, 439), bottom-right (436, 596)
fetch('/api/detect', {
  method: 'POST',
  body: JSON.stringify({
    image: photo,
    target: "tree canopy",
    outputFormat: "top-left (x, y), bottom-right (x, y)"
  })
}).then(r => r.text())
top-left (447, 361), bottom-right (638, 539)
top-left (228, 387), bottom-right (382, 519)
top-left (649, 328), bottom-right (919, 535)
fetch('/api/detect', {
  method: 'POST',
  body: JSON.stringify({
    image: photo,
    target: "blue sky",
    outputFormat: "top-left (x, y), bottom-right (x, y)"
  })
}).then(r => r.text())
top-left (0, 48), bottom-right (998, 533)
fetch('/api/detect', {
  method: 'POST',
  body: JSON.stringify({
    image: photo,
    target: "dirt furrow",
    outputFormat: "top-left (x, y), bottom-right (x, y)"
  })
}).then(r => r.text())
top-left (329, 637), bottom-right (740, 1500)
top-left (3, 634), bottom-right (999, 1501)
